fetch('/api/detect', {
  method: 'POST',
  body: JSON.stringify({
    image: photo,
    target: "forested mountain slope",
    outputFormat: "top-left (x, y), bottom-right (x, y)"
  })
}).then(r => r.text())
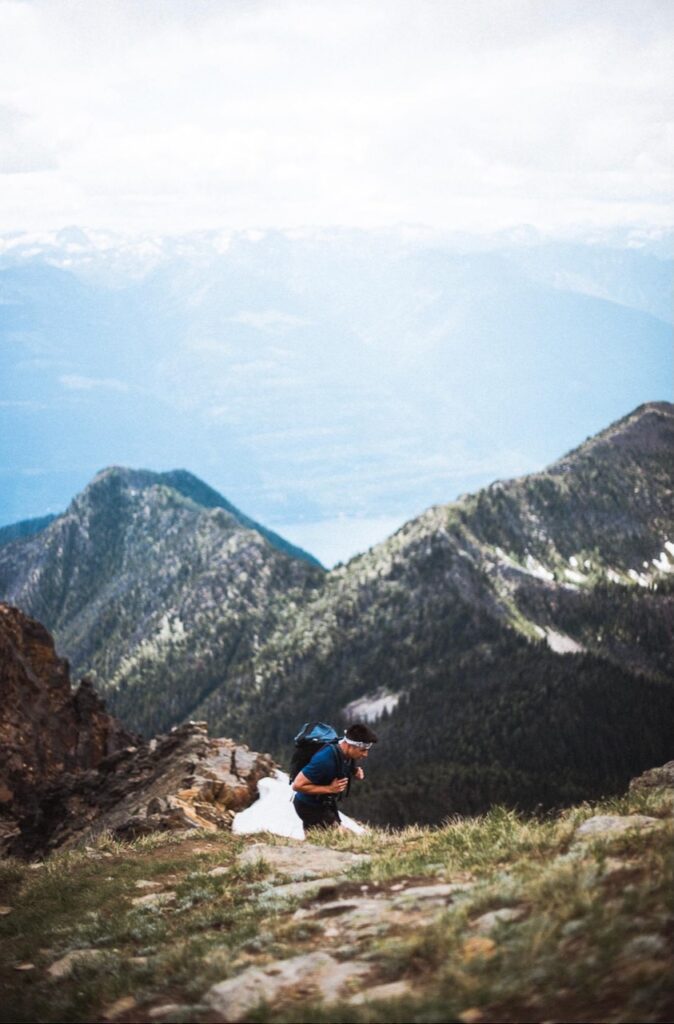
top-left (192, 402), bottom-right (674, 823)
top-left (1, 403), bottom-right (672, 825)
top-left (0, 468), bottom-right (324, 733)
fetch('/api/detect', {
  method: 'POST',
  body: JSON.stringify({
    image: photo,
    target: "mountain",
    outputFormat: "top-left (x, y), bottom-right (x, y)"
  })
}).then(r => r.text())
top-left (189, 402), bottom-right (674, 823)
top-left (1, 754), bottom-right (673, 1024)
top-left (1, 229), bottom-right (671, 546)
top-left (2, 404), bottom-right (673, 826)
top-left (0, 467), bottom-right (324, 735)
top-left (0, 514), bottom-right (58, 549)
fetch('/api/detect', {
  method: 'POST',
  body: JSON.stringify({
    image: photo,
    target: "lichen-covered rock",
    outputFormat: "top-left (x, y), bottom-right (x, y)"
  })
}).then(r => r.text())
top-left (575, 814), bottom-right (659, 839)
top-left (205, 952), bottom-right (370, 1021)
top-left (238, 842), bottom-right (369, 879)
top-left (629, 761), bottom-right (674, 792)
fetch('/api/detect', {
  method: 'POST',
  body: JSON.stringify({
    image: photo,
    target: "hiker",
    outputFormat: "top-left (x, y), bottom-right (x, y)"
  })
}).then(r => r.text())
top-left (291, 722), bottom-right (378, 832)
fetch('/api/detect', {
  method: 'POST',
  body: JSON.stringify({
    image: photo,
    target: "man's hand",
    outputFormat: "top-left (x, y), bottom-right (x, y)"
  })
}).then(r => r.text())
top-left (354, 767), bottom-right (365, 781)
top-left (326, 776), bottom-right (349, 794)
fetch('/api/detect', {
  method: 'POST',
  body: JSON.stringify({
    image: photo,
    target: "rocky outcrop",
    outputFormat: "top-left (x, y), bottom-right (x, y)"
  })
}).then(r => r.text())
top-left (0, 603), bottom-right (134, 852)
top-left (11, 721), bottom-right (277, 857)
top-left (0, 603), bottom-right (277, 858)
top-left (629, 760), bottom-right (674, 792)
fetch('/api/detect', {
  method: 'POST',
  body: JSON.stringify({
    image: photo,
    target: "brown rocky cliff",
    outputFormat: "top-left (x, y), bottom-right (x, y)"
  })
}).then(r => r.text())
top-left (0, 603), bottom-right (277, 858)
top-left (0, 603), bottom-right (134, 807)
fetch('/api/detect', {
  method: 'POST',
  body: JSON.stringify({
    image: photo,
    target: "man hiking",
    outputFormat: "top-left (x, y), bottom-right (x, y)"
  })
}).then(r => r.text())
top-left (291, 722), bottom-right (378, 832)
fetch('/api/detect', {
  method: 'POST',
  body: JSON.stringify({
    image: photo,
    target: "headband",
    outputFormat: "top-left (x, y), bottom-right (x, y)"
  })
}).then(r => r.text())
top-left (343, 736), bottom-right (373, 749)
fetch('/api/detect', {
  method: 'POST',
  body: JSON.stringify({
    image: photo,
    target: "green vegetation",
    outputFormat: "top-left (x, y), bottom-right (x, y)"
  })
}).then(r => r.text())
top-left (1, 787), bottom-right (672, 1023)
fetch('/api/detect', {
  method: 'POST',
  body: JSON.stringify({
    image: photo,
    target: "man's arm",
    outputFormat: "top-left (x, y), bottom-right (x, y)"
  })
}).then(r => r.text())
top-left (292, 771), bottom-right (348, 795)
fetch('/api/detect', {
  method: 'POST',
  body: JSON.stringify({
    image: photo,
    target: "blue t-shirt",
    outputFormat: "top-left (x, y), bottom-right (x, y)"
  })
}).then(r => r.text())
top-left (294, 743), bottom-right (351, 805)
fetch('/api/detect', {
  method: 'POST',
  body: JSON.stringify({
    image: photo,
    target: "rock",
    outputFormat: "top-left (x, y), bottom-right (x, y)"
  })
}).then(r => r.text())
top-left (47, 948), bottom-right (104, 980)
top-left (260, 876), bottom-right (345, 901)
top-left (629, 761), bottom-right (674, 792)
top-left (0, 604), bottom-right (278, 858)
top-left (238, 842), bottom-right (369, 879)
top-left (14, 962), bottom-right (35, 971)
top-left (471, 907), bottom-right (526, 933)
top-left (134, 879), bottom-right (163, 890)
top-left (458, 1010), bottom-right (485, 1024)
top-left (462, 936), bottom-right (496, 960)
top-left (205, 952), bottom-right (370, 1021)
top-left (622, 934), bottom-right (668, 958)
top-left (575, 815), bottom-right (659, 838)
top-left (207, 866), bottom-right (229, 878)
top-left (147, 1005), bottom-right (184, 1020)
top-left (102, 995), bottom-right (137, 1020)
top-left (0, 906), bottom-right (13, 915)
top-left (392, 882), bottom-right (473, 905)
top-left (131, 891), bottom-right (176, 908)
top-left (0, 604), bottom-right (136, 857)
top-left (349, 979), bottom-right (413, 1004)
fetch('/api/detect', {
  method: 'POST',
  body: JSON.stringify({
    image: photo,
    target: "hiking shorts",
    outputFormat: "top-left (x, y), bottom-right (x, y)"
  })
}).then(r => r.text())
top-left (293, 798), bottom-right (341, 832)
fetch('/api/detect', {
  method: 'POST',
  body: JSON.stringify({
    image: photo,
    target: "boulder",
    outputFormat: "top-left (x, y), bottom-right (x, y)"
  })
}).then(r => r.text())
top-left (629, 761), bottom-right (674, 792)
top-left (238, 842), bottom-right (369, 879)
top-left (575, 814), bottom-right (659, 839)
top-left (205, 952), bottom-right (370, 1020)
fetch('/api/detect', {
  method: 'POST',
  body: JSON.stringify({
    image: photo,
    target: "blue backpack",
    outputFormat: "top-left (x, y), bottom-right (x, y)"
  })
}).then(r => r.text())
top-left (289, 722), bottom-right (351, 799)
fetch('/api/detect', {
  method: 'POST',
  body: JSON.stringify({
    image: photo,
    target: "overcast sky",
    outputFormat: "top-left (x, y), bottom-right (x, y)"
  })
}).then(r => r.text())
top-left (1, 0), bottom-right (672, 237)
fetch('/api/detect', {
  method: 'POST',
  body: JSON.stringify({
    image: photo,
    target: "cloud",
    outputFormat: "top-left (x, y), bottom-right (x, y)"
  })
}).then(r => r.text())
top-left (0, 0), bottom-right (671, 235)
top-left (59, 374), bottom-right (131, 392)
top-left (230, 310), bottom-right (312, 331)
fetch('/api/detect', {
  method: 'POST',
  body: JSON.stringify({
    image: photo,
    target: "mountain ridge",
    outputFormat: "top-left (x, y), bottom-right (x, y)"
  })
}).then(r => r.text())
top-left (1, 402), bottom-right (672, 824)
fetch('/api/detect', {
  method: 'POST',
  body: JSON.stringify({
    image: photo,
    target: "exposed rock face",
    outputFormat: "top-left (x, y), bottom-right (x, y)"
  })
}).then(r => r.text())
top-left (0, 603), bottom-right (134, 851)
top-left (629, 760), bottom-right (674, 792)
top-left (0, 604), bottom-right (277, 858)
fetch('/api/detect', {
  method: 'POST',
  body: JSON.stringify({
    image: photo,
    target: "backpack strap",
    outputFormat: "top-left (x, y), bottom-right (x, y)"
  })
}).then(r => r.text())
top-left (329, 742), bottom-right (353, 802)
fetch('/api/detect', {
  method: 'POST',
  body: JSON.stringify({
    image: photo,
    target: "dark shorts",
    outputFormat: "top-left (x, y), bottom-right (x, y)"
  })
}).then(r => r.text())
top-left (293, 798), bottom-right (341, 832)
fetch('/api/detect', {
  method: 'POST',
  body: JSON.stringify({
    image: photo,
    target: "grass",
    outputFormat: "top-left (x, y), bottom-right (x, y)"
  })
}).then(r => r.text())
top-left (0, 789), bottom-right (672, 1023)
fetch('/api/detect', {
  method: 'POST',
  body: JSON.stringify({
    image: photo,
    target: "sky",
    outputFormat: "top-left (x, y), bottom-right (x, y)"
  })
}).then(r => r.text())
top-left (0, 0), bottom-right (672, 236)
top-left (0, 1), bottom-right (672, 566)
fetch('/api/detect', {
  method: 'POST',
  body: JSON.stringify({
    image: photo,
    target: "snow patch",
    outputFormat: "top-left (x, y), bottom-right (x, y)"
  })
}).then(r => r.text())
top-left (606, 568), bottom-right (623, 584)
top-left (628, 569), bottom-right (650, 587)
top-left (524, 555), bottom-right (555, 581)
top-left (232, 771), bottom-right (366, 839)
top-left (564, 569), bottom-right (587, 584)
top-left (544, 629), bottom-right (585, 655)
top-left (344, 689), bottom-right (401, 723)
top-left (665, 540), bottom-right (674, 557)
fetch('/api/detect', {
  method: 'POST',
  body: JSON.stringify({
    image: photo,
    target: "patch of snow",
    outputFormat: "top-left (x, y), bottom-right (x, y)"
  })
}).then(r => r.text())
top-left (584, 559), bottom-right (592, 570)
top-left (653, 552), bottom-right (674, 573)
top-left (665, 540), bottom-right (674, 557)
top-left (564, 569), bottom-right (587, 584)
top-left (606, 568), bottom-right (623, 584)
top-left (544, 629), bottom-right (585, 655)
top-left (569, 556), bottom-right (579, 567)
top-left (495, 546), bottom-right (518, 568)
top-left (628, 569), bottom-right (651, 587)
top-left (232, 771), bottom-right (367, 840)
top-left (344, 690), bottom-right (401, 723)
top-left (524, 555), bottom-right (555, 581)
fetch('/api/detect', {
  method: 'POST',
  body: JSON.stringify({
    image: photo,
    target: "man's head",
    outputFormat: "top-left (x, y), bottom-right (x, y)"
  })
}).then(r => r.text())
top-left (341, 722), bottom-right (378, 760)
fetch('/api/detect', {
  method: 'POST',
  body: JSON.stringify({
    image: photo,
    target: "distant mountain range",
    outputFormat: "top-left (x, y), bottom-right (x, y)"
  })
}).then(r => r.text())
top-left (1, 228), bottom-right (671, 549)
top-left (1, 402), bottom-right (673, 825)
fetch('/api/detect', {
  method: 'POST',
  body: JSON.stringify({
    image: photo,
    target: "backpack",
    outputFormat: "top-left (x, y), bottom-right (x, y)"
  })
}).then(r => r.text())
top-left (289, 722), bottom-right (352, 800)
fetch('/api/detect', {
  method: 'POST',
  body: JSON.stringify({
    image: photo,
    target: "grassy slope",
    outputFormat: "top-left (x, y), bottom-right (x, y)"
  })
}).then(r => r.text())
top-left (1, 787), bottom-right (672, 1024)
